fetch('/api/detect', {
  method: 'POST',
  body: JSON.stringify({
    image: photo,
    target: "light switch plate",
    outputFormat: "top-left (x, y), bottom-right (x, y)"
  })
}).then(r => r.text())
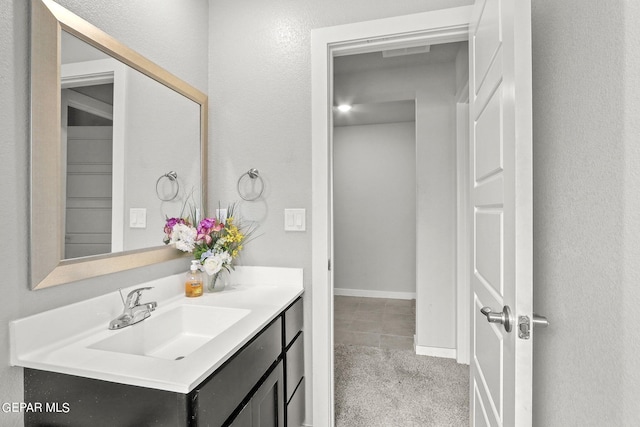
top-left (284, 209), bottom-right (305, 231)
top-left (216, 208), bottom-right (228, 222)
top-left (129, 208), bottom-right (147, 228)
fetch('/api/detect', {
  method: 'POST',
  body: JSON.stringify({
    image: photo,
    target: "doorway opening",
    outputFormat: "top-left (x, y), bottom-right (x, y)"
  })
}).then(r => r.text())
top-left (331, 42), bottom-right (470, 425)
top-left (311, 6), bottom-right (473, 425)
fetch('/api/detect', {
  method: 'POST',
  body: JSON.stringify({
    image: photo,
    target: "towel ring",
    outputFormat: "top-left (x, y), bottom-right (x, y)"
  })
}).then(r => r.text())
top-left (155, 171), bottom-right (180, 201)
top-left (237, 168), bottom-right (264, 201)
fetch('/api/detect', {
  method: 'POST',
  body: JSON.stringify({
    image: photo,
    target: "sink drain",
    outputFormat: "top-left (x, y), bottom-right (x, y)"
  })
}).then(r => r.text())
top-left (175, 356), bottom-right (185, 360)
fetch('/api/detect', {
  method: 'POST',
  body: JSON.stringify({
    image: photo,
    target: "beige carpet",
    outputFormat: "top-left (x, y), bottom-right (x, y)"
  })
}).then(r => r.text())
top-left (334, 344), bottom-right (469, 427)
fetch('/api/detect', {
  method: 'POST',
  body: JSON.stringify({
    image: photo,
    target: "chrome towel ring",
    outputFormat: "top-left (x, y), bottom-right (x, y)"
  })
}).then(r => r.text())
top-left (237, 168), bottom-right (264, 201)
top-left (155, 171), bottom-right (179, 201)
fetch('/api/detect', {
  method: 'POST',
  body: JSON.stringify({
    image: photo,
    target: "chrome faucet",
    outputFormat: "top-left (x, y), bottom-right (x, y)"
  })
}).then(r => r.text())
top-left (108, 287), bottom-right (158, 330)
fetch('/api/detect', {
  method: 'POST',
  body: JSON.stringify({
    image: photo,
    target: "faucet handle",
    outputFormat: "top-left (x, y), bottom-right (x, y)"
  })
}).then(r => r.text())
top-left (125, 287), bottom-right (154, 307)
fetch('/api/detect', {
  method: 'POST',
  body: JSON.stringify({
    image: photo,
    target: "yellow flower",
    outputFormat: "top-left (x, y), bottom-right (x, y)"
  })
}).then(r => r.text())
top-left (225, 224), bottom-right (245, 244)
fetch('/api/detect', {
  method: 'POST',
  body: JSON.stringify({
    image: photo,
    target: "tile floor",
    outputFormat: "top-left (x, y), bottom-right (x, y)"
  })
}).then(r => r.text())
top-left (334, 295), bottom-right (416, 350)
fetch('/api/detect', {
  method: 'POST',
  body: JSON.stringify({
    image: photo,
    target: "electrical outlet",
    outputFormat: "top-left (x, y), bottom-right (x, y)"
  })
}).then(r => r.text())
top-left (216, 208), bottom-right (228, 222)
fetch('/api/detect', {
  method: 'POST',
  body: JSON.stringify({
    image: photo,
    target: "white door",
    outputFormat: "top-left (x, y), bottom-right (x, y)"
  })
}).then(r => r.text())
top-left (469, 0), bottom-right (533, 425)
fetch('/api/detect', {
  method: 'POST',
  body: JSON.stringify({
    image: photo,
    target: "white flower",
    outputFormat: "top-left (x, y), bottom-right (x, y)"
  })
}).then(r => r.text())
top-left (220, 251), bottom-right (232, 264)
top-left (202, 251), bottom-right (233, 276)
top-left (203, 254), bottom-right (224, 276)
top-left (170, 223), bottom-right (197, 252)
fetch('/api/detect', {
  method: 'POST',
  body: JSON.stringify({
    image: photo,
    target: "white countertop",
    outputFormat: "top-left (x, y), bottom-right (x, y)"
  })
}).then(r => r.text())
top-left (10, 266), bottom-right (303, 393)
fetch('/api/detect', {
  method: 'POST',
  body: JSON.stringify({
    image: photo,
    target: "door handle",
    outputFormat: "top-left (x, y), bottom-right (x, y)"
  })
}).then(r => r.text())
top-left (480, 305), bottom-right (513, 332)
top-left (532, 314), bottom-right (549, 328)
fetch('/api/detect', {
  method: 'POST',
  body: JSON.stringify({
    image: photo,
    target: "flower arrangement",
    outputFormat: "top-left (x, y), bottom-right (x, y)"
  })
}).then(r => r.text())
top-left (163, 203), bottom-right (255, 281)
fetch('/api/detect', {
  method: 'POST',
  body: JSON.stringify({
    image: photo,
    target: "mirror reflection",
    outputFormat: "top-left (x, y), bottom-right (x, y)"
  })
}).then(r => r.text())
top-left (60, 32), bottom-right (202, 260)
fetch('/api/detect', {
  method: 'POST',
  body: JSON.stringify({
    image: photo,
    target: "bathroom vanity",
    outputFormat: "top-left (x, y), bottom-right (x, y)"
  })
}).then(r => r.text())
top-left (11, 267), bottom-right (305, 426)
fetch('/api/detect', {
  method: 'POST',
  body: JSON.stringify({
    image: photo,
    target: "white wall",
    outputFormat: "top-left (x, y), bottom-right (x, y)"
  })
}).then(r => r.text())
top-left (623, 3), bottom-right (640, 424)
top-left (415, 79), bottom-right (457, 351)
top-left (333, 122), bottom-right (416, 297)
top-left (454, 43), bottom-right (469, 95)
top-left (531, 0), bottom-right (640, 424)
top-left (0, 1), bottom-right (208, 425)
top-left (123, 67), bottom-right (201, 251)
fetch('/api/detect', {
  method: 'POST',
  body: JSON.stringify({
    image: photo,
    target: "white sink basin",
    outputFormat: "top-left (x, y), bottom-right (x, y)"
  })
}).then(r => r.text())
top-left (89, 305), bottom-right (250, 360)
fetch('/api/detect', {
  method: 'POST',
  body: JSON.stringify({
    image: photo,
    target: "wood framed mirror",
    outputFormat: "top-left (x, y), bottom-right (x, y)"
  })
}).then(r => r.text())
top-left (30, 0), bottom-right (208, 289)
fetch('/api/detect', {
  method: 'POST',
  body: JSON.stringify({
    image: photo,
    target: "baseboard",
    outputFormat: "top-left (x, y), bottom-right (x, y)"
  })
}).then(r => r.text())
top-left (414, 344), bottom-right (457, 359)
top-left (333, 287), bottom-right (416, 300)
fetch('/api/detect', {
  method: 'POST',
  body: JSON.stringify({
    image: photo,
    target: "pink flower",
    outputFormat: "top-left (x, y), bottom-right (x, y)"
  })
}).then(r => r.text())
top-left (196, 217), bottom-right (224, 244)
top-left (164, 217), bottom-right (185, 236)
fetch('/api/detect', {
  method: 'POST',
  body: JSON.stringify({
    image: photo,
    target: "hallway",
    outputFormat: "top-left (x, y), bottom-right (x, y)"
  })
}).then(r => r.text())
top-left (334, 296), bottom-right (415, 350)
top-left (334, 296), bottom-right (469, 426)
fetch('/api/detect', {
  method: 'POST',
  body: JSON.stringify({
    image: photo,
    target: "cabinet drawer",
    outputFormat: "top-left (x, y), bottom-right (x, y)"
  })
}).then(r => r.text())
top-left (195, 317), bottom-right (282, 426)
top-left (285, 332), bottom-right (304, 403)
top-left (286, 377), bottom-right (305, 427)
top-left (284, 298), bottom-right (303, 348)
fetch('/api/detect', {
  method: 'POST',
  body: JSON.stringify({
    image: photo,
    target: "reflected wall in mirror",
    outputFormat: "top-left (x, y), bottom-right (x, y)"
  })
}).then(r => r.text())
top-left (31, 0), bottom-right (208, 289)
top-left (60, 32), bottom-right (202, 259)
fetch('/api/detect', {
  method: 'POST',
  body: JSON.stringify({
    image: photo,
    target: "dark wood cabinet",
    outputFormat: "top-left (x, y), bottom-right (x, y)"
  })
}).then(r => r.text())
top-left (283, 298), bottom-right (305, 427)
top-left (229, 362), bottom-right (284, 427)
top-left (24, 297), bottom-right (304, 427)
top-left (24, 369), bottom-right (190, 427)
top-left (195, 317), bottom-right (283, 426)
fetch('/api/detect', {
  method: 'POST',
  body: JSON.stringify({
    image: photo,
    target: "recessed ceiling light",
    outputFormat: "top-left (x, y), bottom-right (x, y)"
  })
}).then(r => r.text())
top-left (337, 104), bottom-right (352, 112)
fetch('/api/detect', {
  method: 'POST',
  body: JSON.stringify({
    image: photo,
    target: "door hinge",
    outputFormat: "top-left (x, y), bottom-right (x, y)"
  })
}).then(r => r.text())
top-left (328, 259), bottom-right (331, 271)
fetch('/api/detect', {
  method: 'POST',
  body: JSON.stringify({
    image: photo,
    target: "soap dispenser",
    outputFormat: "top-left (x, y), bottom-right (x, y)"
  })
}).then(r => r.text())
top-left (185, 260), bottom-right (203, 297)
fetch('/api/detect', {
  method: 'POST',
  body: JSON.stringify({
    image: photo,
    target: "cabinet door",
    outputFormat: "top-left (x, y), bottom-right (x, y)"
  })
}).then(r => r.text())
top-left (251, 361), bottom-right (284, 427)
top-left (286, 378), bottom-right (305, 427)
top-left (229, 403), bottom-right (251, 427)
top-left (229, 362), bottom-right (284, 427)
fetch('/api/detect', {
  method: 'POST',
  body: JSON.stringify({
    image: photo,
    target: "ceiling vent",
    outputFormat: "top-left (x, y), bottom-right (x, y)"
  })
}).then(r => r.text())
top-left (382, 45), bottom-right (431, 58)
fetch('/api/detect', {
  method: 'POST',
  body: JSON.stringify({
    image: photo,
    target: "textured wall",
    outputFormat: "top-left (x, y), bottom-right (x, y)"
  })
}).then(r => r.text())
top-left (622, 2), bottom-right (640, 423)
top-left (531, 0), bottom-right (640, 425)
top-left (5, 0), bottom-right (635, 424)
top-left (0, 1), bottom-right (208, 425)
top-left (622, 2), bottom-right (640, 425)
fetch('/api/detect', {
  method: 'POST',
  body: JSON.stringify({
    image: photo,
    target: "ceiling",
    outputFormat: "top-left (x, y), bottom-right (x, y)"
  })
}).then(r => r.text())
top-left (333, 100), bottom-right (415, 128)
top-left (61, 31), bottom-right (109, 64)
top-left (333, 42), bottom-right (464, 76)
top-left (333, 42), bottom-right (465, 127)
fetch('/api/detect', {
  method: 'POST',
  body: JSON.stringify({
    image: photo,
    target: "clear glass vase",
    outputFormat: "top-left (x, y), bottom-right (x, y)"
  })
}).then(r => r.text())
top-left (206, 269), bottom-right (229, 293)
